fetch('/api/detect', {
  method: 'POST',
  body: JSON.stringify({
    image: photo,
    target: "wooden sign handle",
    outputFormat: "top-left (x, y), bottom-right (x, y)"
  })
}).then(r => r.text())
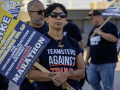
top-left (34, 62), bottom-right (75, 90)
top-left (90, 16), bottom-right (112, 38)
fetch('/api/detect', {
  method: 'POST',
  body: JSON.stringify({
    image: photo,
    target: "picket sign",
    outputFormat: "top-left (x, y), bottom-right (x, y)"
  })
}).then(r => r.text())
top-left (90, 0), bottom-right (120, 38)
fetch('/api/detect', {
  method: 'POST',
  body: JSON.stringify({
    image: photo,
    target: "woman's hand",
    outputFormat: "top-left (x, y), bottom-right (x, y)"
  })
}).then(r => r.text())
top-left (51, 72), bottom-right (69, 87)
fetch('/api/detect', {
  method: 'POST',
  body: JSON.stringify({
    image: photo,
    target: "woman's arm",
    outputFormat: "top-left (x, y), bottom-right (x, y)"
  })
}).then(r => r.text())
top-left (27, 58), bottom-right (54, 82)
top-left (27, 58), bottom-right (74, 89)
top-left (67, 53), bottom-right (85, 80)
top-left (52, 53), bottom-right (85, 85)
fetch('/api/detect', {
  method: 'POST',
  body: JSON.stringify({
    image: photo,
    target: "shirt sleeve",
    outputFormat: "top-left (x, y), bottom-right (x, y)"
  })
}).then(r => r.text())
top-left (105, 23), bottom-right (118, 38)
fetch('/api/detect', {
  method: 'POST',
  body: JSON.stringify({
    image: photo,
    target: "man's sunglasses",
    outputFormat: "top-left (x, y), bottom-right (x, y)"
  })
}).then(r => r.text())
top-left (47, 12), bottom-right (67, 18)
top-left (30, 10), bottom-right (45, 15)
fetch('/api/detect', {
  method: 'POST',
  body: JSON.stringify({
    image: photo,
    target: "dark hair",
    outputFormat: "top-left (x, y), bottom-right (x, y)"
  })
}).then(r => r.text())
top-left (44, 3), bottom-right (67, 17)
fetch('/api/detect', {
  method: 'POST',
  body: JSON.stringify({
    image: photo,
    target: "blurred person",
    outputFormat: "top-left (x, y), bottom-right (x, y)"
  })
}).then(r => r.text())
top-left (85, 10), bottom-right (118, 90)
top-left (19, 0), bottom-right (48, 90)
top-left (27, 3), bottom-right (85, 90)
top-left (0, 74), bottom-right (9, 90)
top-left (63, 21), bottom-right (84, 49)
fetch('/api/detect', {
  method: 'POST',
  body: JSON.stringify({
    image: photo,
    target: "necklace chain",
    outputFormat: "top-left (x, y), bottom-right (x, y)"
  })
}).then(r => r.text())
top-left (48, 33), bottom-right (64, 48)
top-left (56, 40), bottom-right (64, 48)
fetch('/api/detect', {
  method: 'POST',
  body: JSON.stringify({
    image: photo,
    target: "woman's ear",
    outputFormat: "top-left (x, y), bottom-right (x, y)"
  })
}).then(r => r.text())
top-left (45, 17), bottom-right (49, 24)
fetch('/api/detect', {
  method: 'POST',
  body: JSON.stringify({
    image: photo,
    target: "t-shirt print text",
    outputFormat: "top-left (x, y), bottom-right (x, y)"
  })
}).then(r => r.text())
top-left (90, 36), bottom-right (101, 45)
top-left (47, 49), bottom-right (76, 72)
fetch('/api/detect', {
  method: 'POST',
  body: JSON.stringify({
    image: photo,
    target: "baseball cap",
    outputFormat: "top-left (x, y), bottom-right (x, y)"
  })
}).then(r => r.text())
top-left (86, 10), bottom-right (101, 19)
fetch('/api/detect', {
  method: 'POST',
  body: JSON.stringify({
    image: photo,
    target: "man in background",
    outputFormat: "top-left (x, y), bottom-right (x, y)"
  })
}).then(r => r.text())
top-left (19, 0), bottom-right (48, 90)
top-left (63, 21), bottom-right (84, 49)
top-left (85, 10), bottom-right (118, 90)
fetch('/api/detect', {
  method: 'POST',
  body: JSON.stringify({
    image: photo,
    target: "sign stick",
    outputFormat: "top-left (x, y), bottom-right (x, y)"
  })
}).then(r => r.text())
top-left (90, 16), bottom-right (112, 38)
top-left (34, 62), bottom-right (75, 90)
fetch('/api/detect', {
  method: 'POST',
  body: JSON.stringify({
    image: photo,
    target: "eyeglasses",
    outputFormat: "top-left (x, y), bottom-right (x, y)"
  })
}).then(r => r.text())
top-left (47, 12), bottom-right (67, 18)
top-left (30, 10), bottom-right (45, 15)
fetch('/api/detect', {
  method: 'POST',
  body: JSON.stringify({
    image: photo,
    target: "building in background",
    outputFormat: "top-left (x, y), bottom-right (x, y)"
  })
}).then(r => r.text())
top-left (20, 0), bottom-right (30, 12)
top-left (20, 0), bottom-right (115, 11)
top-left (18, 0), bottom-right (119, 47)
top-left (90, 0), bottom-right (115, 9)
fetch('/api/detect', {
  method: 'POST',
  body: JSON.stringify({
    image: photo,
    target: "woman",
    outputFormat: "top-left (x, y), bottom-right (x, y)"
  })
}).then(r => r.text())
top-left (27, 3), bottom-right (85, 90)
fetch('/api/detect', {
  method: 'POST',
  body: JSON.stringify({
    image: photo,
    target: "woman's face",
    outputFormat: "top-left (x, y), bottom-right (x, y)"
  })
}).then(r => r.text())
top-left (46, 7), bottom-right (66, 30)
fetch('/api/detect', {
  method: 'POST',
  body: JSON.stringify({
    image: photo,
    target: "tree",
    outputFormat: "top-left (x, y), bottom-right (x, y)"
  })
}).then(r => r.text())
top-left (47, 0), bottom-right (52, 5)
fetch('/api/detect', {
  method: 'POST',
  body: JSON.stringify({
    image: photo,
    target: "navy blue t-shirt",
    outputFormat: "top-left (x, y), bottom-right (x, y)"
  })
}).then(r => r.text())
top-left (63, 22), bottom-right (82, 42)
top-left (20, 24), bottom-right (49, 90)
top-left (32, 23), bottom-right (49, 34)
top-left (87, 22), bottom-right (118, 65)
top-left (36, 34), bottom-right (83, 90)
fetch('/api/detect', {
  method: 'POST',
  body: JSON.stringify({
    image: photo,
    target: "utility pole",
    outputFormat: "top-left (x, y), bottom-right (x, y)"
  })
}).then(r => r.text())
top-left (47, 0), bottom-right (52, 5)
top-left (94, 0), bottom-right (97, 10)
top-left (69, 0), bottom-right (72, 10)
